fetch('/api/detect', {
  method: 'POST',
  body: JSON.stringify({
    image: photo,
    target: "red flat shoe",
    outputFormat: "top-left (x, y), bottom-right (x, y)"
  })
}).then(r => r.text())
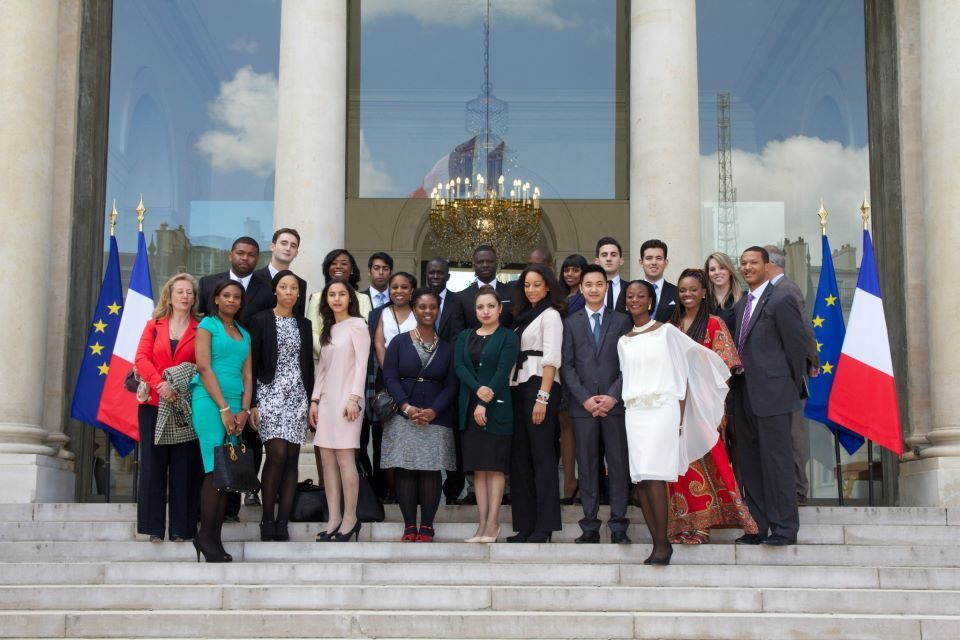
top-left (416, 525), bottom-right (435, 542)
top-left (400, 525), bottom-right (418, 542)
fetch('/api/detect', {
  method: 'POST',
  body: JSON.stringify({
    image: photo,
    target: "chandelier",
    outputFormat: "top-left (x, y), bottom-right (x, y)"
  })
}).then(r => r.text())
top-left (429, 175), bottom-right (541, 264)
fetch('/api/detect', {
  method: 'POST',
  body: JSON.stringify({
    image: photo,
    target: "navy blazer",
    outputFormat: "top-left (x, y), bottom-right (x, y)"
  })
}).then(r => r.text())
top-left (560, 307), bottom-right (632, 418)
top-left (382, 333), bottom-right (458, 428)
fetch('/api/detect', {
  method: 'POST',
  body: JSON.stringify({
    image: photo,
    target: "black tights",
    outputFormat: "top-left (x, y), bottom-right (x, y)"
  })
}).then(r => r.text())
top-left (260, 439), bottom-right (300, 523)
top-left (394, 469), bottom-right (442, 528)
top-left (635, 480), bottom-right (671, 561)
top-left (198, 473), bottom-right (228, 554)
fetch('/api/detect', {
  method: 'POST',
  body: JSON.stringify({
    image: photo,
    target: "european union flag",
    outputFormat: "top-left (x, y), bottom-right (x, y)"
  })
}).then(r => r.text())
top-left (70, 236), bottom-right (135, 456)
top-left (804, 234), bottom-right (865, 454)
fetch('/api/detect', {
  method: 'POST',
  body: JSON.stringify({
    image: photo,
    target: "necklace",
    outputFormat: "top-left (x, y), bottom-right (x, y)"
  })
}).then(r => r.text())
top-left (632, 318), bottom-right (657, 333)
top-left (414, 327), bottom-right (439, 353)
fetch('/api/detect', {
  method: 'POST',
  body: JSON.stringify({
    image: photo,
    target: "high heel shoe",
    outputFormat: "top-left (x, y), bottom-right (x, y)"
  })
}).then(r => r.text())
top-left (476, 526), bottom-right (500, 543)
top-left (274, 521), bottom-right (290, 542)
top-left (560, 484), bottom-right (580, 505)
top-left (527, 531), bottom-right (553, 543)
top-left (645, 545), bottom-right (673, 565)
top-left (416, 525), bottom-right (435, 542)
top-left (316, 523), bottom-right (341, 542)
top-left (507, 531), bottom-right (532, 543)
top-left (401, 525), bottom-right (418, 542)
top-left (193, 536), bottom-right (229, 563)
top-left (260, 521), bottom-right (276, 542)
top-left (331, 521), bottom-right (361, 542)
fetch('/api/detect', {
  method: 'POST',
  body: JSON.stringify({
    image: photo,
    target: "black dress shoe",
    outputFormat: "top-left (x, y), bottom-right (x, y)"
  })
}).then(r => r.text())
top-left (223, 514), bottom-right (240, 523)
top-left (575, 531), bottom-right (600, 544)
top-left (610, 531), bottom-right (631, 544)
top-left (734, 533), bottom-right (766, 545)
top-left (507, 531), bottom-right (531, 543)
top-left (762, 534), bottom-right (796, 546)
top-left (244, 492), bottom-right (261, 506)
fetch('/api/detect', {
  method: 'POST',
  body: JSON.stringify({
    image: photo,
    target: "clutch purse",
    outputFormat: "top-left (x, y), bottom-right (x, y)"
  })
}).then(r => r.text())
top-left (212, 435), bottom-right (261, 493)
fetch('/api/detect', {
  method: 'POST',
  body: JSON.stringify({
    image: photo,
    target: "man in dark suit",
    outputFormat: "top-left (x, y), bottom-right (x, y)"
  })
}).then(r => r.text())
top-left (765, 245), bottom-right (820, 505)
top-left (732, 246), bottom-right (808, 546)
top-left (359, 251), bottom-right (393, 310)
top-left (196, 236), bottom-right (266, 317)
top-left (560, 265), bottom-right (633, 543)
top-left (639, 238), bottom-right (678, 322)
top-left (425, 257), bottom-right (469, 503)
top-left (595, 236), bottom-right (627, 313)
top-left (247, 228), bottom-right (307, 319)
top-left (462, 245), bottom-right (517, 328)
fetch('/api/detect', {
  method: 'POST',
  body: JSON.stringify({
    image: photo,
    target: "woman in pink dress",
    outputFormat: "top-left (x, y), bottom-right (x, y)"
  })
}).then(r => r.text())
top-left (308, 278), bottom-right (371, 542)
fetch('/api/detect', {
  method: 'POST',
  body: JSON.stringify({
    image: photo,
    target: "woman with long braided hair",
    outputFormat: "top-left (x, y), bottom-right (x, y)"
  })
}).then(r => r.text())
top-left (666, 269), bottom-right (757, 545)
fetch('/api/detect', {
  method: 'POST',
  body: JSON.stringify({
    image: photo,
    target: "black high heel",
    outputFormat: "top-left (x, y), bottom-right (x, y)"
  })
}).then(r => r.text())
top-left (507, 531), bottom-right (532, 543)
top-left (260, 521), bottom-right (276, 542)
top-left (331, 521), bottom-right (361, 542)
top-left (560, 484), bottom-right (580, 506)
top-left (316, 523), bottom-right (341, 542)
top-left (193, 536), bottom-right (230, 563)
top-left (527, 531), bottom-right (553, 543)
top-left (274, 521), bottom-right (290, 542)
top-left (646, 545), bottom-right (673, 566)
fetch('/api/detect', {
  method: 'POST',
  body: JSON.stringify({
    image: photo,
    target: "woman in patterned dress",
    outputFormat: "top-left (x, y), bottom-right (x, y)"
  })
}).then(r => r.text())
top-left (667, 268), bottom-right (757, 544)
top-left (248, 271), bottom-right (314, 542)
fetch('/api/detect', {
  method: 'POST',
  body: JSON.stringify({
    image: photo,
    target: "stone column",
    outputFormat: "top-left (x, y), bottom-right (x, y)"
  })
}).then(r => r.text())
top-left (273, 0), bottom-right (347, 290)
top-left (900, 0), bottom-right (960, 505)
top-left (0, 0), bottom-right (70, 501)
top-left (629, 0), bottom-right (701, 277)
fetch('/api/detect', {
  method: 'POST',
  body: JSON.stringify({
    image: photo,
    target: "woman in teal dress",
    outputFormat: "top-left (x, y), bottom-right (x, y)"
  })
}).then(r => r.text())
top-left (191, 279), bottom-right (253, 562)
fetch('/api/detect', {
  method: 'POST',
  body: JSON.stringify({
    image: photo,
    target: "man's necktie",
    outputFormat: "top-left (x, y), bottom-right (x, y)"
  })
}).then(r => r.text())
top-left (592, 312), bottom-right (602, 347)
top-left (606, 281), bottom-right (614, 310)
top-left (737, 292), bottom-right (755, 354)
top-left (376, 292), bottom-right (386, 308)
top-left (652, 283), bottom-right (660, 318)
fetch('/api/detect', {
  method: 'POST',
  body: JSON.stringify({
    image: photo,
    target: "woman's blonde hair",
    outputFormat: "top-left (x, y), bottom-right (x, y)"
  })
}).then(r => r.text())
top-left (153, 273), bottom-right (200, 320)
top-left (704, 251), bottom-right (743, 304)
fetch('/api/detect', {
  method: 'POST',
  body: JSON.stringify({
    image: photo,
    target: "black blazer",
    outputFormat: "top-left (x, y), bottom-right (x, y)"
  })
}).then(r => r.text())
top-left (461, 279), bottom-right (517, 328)
top-left (652, 280), bottom-right (679, 323)
top-left (247, 266), bottom-right (307, 319)
top-left (197, 270), bottom-right (272, 322)
top-left (383, 334), bottom-right (458, 428)
top-left (437, 289), bottom-right (466, 344)
top-left (560, 307), bottom-right (632, 418)
top-left (246, 309), bottom-right (314, 409)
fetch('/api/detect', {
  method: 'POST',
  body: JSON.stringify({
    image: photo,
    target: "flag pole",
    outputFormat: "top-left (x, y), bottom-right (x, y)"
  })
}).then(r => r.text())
top-left (105, 438), bottom-right (112, 503)
top-left (833, 431), bottom-right (844, 506)
top-left (867, 439), bottom-right (875, 506)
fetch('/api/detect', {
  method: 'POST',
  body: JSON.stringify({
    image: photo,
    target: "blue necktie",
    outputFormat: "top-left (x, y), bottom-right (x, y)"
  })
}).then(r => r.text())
top-left (592, 312), bottom-right (602, 347)
top-left (376, 292), bottom-right (386, 308)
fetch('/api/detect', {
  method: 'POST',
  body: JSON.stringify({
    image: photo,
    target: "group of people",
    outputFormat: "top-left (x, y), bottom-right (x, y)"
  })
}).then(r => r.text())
top-left (134, 228), bottom-right (815, 564)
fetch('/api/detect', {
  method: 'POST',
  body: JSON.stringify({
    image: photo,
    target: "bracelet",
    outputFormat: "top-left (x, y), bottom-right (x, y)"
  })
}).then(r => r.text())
top-left (219, 406), bottom-right (230, 413)
top-left (310, 399), bottom-right (319, 405)
top-left (535, 398), bottom-right (549, 406)
top-left (536, 390), bottom-right (550, 401)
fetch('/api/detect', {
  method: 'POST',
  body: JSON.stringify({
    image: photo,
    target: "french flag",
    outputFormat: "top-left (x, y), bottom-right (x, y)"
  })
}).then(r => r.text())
top-left (97, 229), bottom-right (154, 441)
top-left (827, 229), bottom-right (902, 455)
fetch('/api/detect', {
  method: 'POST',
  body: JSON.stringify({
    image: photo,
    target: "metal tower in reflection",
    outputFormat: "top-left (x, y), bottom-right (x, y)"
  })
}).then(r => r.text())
top-left (716, 92), bottom-right (738, 256)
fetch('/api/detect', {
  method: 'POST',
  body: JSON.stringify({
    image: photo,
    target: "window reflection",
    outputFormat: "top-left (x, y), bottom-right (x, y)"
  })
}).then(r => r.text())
top-left (696, 0), bottom-right (878, 503)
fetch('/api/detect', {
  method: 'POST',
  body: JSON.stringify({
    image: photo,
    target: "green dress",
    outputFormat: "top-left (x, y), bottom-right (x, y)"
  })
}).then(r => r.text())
top-left (191, 316), bottom-right (251, 473)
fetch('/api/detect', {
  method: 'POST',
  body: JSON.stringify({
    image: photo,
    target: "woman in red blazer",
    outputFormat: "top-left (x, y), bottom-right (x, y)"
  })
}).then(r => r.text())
top-left (134, 273), bottom-right (202, 542)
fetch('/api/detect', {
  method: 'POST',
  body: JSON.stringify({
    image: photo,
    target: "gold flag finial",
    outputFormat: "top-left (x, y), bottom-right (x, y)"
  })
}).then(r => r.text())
top-left (817, 198), bottom-right (828, 236)
top-left (860, 192), bottom-right (871, 230)
top-left (109, 199), bottom-right (118, 236)
top-left (136, 193), bottom-right (146, 232)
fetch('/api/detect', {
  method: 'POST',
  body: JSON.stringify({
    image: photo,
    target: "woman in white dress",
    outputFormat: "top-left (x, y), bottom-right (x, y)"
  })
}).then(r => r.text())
top-left (617, 281), bottom-right (730, 564)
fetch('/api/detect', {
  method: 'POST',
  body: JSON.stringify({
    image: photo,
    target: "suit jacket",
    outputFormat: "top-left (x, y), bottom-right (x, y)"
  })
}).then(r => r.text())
top-left (733, 283), bottom-right (807, 417)
top-left (246, 266), bottom-right (307, 320)
top-left (560, 307), bottom-right (632, 418)
top-left (360, 287), bottom-right (388, 310)
top-left (771, 275), bottom-right (820, 369)
top-left (652, 280), bottom-right (679, 323)
top-left (436, 289), bottom-right (467, 344)
top-left (461, 279), bottom-right (517, 328)
top-left (246, 309), bottom-right (314, 408)
top-left (134, 316), bottom-right (199, 407)
top-left (454, 326), bottom-right (520, 434)
top-left (383, 334), bottom-right (458, 428)
top-left (197, 271), bottom-right (272, 321)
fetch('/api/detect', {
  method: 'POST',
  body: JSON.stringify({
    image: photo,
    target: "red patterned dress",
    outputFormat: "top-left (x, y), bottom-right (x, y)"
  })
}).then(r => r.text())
top-left (667, 316), bottom-right (758, 544)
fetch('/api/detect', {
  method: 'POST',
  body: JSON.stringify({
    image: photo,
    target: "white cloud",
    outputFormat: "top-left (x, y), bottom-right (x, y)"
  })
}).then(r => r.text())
top-left (196, 67), bottom-right (278, 177)
top-left (359, 130), bottom-right (396, 197)
top-left (362, 0), bottom-right (577, 30)
top-left (228, 38), bottom-right (259, 54)
top-left (700, 135), bottom-right (870, 254)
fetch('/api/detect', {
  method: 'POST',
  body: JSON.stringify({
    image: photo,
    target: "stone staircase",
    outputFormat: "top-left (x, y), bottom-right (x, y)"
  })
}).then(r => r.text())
top-left (1, 503), bottom-right (959, 639)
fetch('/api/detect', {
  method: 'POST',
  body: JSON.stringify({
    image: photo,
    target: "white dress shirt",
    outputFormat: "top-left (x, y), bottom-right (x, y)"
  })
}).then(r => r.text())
top-left (229, 270), bottom-right (253, 290)
top-left (369, 286), bottom-right (389, 309)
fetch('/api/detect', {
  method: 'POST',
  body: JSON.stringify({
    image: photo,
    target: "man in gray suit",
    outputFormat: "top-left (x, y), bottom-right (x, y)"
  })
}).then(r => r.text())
top-left (560, 265), bottom-right (633, 544)
top-left (733, 247), bottom-right (808, 546)
top-left (765, 245), bottom-right (820, 504)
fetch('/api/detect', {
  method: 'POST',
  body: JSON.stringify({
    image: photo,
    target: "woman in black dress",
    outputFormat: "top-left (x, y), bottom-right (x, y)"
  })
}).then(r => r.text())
top-left (454, 286), bottom-right (520, 543)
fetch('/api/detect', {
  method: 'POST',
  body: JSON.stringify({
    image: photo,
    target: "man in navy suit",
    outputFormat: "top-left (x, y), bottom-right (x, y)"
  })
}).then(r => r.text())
top-left (595, 236), bottom-right (627, 313)
top-left (197, 236), bottom-right (266, 318)
top-left (462, 245), bottom-right (517, 328)
top-left (560, 265), bottom-right (633, 543)
top-left (639, 238), bottom-right (678, 323)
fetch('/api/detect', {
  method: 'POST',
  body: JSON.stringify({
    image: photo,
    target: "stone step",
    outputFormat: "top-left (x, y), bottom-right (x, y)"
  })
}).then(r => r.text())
top-left (2, 540), bottom-right (960, 567)
top-left (1, 610), bottom-right (956, 639)
top-left (5, 561), bottom-right (960, 590)
top-left (2, 503), bottom-right (956, 526)
top-left (1, 584), bottom-right (958, 616)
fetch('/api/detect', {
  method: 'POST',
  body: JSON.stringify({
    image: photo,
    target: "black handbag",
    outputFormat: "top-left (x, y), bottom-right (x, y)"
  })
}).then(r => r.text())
top-left (291, 479), bottom-right (328, 522)
top-left (212, 435), bottom-right (261, 493)
top-left (353, 466), bottom-right (385, 523)
top-left (371, 348), bottom-right (438, 423)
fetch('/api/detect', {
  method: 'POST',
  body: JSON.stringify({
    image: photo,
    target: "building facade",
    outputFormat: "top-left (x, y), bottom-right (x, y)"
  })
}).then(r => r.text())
top-left (0, 0), bottom-right (956, 506)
